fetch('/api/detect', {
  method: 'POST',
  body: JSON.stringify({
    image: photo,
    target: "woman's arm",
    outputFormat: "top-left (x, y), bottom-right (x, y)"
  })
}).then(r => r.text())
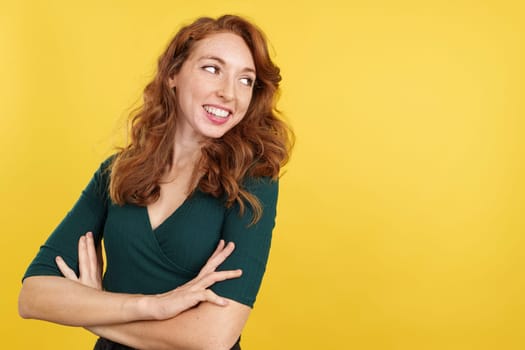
top-left (89, 300), bottom-right (250, 350)
top-left (19, 276), bottom-right (146, 326)
top-left (18, 236), bottom-right (241, 327)
top-left (49, 232), bottom-right (250, 350)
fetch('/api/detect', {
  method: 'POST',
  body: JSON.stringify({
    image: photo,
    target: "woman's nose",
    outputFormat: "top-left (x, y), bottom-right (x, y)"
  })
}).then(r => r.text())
top-left (217, 77), bottom-right (235, 101)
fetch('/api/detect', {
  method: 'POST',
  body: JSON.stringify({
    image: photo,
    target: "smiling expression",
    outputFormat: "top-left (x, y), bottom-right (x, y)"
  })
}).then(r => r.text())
top-left (169, 32), bottom-right (256, 141)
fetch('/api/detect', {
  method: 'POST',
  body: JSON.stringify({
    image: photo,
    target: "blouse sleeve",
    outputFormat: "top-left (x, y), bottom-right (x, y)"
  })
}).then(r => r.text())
top-left (210, 177), bottom-right (279, 308)
top-left (22, 158), bottom-right (112, 280)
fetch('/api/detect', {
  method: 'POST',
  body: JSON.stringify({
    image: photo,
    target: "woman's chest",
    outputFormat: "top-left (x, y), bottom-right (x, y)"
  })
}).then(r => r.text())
top-left (103, 191), bottom-right (226, 275)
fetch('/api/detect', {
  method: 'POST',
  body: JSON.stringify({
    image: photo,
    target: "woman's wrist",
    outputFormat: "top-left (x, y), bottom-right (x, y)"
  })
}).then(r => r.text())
top-left (132, 294), bottom-right (157, 320)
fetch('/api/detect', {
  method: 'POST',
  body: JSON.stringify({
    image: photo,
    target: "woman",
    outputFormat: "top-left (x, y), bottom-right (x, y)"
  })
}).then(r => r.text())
top-left (18, 15), bottom-right (292, 350)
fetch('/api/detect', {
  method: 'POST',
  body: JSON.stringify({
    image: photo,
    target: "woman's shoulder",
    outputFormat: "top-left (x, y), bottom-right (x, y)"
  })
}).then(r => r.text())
top-left (100, 153), bottom-right (117, 170)
top-left (87, 154), bottom-right (118, 197)
top-left (93, 153), bottom-right (118, 179)
top-left (241, 175), bottom-right (279, 194)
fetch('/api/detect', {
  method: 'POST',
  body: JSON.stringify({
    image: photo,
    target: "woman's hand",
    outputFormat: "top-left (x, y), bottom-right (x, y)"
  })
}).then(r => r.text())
top-left (146, 240), bottom-right (242, 320)
top-left (56, 235), bottom-right (242, 321)
top-left (55, 232), bottom-right (103, 290)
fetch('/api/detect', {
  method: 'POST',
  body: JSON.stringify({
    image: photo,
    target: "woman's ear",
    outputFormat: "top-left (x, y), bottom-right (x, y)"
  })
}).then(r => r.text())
top-left (168, 76), bottom-right (177, 88)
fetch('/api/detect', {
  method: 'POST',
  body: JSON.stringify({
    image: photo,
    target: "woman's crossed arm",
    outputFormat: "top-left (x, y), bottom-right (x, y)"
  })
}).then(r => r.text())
top-left (19, 235), bottom-right (249, 350)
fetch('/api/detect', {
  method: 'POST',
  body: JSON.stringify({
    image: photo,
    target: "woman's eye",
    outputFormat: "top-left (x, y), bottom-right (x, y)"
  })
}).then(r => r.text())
top-left (240, 77), bottom-right (254, 87)
top-left (203, 66), bottom-right (218, 74)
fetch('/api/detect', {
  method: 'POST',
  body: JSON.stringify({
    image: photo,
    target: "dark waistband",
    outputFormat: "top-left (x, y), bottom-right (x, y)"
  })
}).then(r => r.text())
top-left (94, 336), bottom-right (241, 350)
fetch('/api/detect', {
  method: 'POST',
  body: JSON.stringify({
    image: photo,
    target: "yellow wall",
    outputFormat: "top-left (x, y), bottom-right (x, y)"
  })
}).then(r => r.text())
top-left (2, 0), bottom-right (524, 349)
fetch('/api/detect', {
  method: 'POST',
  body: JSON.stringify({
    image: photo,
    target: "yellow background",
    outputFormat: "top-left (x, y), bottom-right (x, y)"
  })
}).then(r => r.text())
top-left (2, 0), bottom-right (524, 349)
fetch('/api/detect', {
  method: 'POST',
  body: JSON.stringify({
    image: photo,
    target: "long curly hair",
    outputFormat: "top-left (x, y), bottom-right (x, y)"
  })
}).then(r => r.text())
top-left (109, 15), bottom-right (293, 223)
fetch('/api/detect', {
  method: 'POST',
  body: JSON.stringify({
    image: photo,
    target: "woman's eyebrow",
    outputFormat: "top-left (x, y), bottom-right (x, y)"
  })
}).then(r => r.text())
top-left (199, 55), bottom-right (256, 74)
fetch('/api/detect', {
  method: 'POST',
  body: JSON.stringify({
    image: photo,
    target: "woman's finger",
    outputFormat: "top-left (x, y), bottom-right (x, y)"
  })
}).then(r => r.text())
top-left (201, 289), bottom-right (229, 306)
top-left (209, 239), bottom-right (225, 260)
top-left (211, 241), bottom-right (235, 266)
top-left (198, 240), bottom-right (226, 276)
top-left (197, 269), bottom-right (242, 289)
top-left (85, 232), bottom-right (99, 280)
top-left (197, 241), bottom-right (235, 277)
top-left (55, 256), bottom-right (78, 281)
top-left (206, 241), bottom-right (236, 271)
top-left (77, 235), bottom-right (90, 279)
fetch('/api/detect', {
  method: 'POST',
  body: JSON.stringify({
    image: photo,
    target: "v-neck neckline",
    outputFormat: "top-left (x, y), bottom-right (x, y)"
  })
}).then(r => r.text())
top-left (145, 191), bottom-right (197, 232)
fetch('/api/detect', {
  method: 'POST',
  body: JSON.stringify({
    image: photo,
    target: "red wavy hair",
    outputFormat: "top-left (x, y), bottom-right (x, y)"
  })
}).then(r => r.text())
top-left (109, 15), bottom-right (293, 223)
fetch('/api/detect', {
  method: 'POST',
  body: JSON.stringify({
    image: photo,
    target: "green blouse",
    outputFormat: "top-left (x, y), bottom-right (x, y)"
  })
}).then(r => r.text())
top-left (23, 158), bottom-right (278, 307)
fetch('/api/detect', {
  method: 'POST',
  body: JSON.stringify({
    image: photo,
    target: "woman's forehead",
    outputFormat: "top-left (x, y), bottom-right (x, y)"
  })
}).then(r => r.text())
top-left (188, 32), bottom-right (255, 70)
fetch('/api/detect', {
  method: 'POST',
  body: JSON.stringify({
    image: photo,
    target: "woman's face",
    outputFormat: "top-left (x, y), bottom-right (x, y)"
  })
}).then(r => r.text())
top-left (169, 32), bottom-right (256, 140)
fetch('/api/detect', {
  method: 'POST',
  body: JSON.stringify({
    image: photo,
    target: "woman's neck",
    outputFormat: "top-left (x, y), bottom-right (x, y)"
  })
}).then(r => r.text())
top-left (172, 122), bottom-right (206, 166)
top-left (162, 136), bottom-right (202, 184)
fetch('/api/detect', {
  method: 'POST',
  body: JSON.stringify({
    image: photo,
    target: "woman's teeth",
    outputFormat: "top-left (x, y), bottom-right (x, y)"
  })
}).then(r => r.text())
top-left (204, 105), bottom-right (230, 118)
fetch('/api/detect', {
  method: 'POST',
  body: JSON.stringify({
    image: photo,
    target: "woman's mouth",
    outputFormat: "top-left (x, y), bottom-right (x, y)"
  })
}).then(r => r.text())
top-left (203, 105), bottom-right (232, 124)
